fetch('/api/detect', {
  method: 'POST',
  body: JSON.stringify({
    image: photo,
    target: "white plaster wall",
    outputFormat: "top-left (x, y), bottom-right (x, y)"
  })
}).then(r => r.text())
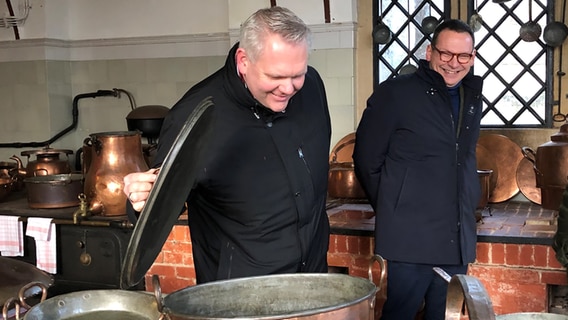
top-left (45, 0), bottom-right (70, 39)
top-left (67, 0), bottom-right (229, 40)
top-left (0, 0), bottom-right (356, 41)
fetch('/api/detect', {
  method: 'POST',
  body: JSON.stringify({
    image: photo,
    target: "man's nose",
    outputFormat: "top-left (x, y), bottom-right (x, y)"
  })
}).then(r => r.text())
top-left (279, 79), bottom-right (295, 94)
top-left (448, 55), bottom-right (461, 67)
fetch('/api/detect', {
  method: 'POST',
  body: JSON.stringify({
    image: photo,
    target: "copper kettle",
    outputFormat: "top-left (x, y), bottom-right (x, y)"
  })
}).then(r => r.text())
top-left (10, 148), bottom-right (73, 178)
top-left (522, 123), bottom-right (568, 210)
top-left (328, 139), bottom-right (366, 199)
top-left (83, 131), bottom-right (149, 217)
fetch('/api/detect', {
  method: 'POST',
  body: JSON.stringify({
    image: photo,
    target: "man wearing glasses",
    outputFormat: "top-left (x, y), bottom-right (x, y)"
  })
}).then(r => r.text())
top-left (353, 19), bottom-right (483, 320)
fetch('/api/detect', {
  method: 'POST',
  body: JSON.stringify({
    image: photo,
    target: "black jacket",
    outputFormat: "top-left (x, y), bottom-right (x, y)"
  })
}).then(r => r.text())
top-left (353, 59), bottom-right (483, 265)
top-left (155, 43), bottom-right (331, 283)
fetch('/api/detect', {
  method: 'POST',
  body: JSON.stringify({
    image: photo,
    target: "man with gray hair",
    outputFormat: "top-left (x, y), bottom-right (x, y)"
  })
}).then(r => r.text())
top-left (123, 6), bottom-right (331, 284)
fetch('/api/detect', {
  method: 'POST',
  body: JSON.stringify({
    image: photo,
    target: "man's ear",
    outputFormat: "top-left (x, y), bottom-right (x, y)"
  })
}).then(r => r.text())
top-left (235, 48), bottom-right (249, 69)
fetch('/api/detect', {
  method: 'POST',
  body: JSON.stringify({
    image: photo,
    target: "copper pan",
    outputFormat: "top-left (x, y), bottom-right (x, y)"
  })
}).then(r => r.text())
top-left (478, 134), bottom-right (523, 203)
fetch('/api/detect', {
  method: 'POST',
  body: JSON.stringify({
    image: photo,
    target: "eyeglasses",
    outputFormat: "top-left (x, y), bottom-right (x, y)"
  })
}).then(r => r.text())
top-left (432, 46), bottom-right (474, 64)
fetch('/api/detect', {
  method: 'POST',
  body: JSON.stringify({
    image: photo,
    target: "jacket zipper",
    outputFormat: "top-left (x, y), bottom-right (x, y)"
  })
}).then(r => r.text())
top-left (297, 146), bottom-right (311, 174)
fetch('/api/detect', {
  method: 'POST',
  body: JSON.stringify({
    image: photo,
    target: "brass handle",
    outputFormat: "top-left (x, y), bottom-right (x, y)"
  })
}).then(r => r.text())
top-left (331, 138), bottom-right (356, 163)
top-left (2, 297), bottom-right (21, 320)
top-left (368, 254), bottom-right (386, 291)
top-left (521, 146), bottom-right (542, 177)
top-left (18, 281), bottom-right (48, 309)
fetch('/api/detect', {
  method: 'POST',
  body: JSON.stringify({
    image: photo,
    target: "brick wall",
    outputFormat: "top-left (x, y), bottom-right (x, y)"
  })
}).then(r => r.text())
top-left (470, 242), bottom-right (567, 315)
top-left (145, 226), bottom-right (567, 318)
top-left (145, 225), bottom-right (195, 293)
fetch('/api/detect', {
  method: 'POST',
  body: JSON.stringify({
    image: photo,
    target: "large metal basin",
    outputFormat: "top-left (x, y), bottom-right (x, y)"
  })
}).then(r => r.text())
top-left (161, 273), bottom-right (377, 320)
top-left (22, 290), bottom-right (160, 320)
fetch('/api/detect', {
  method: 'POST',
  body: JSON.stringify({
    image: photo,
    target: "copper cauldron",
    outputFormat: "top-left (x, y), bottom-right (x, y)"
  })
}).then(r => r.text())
top-left (83, 131), bottom-right (149, 217)
top-left (328, 139), bottom-right (366, 199)
top-left (522, 123), bottom-right (568, 210)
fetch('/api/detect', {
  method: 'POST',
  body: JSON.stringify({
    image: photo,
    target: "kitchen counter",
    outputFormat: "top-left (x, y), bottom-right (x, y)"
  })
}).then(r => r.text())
top-left (327, 201), bottom-right (558, 245)
top-left (0, 191), bottom-right (132, 228)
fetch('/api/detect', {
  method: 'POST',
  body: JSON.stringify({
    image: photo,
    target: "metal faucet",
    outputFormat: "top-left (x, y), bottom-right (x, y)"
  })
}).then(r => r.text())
top-left (73, 193), bottom-right (90, 224)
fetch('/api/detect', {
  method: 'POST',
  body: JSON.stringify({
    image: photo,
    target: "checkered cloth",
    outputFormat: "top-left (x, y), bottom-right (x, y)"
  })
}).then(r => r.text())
top-left (26, 217), bottom-right (57, 273)
top-left (0, 215), bottom-right (24, 256)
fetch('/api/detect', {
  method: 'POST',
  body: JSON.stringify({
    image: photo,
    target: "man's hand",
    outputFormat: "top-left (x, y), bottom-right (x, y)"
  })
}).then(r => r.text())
top-left (123, 168), bottom-right (159, 212)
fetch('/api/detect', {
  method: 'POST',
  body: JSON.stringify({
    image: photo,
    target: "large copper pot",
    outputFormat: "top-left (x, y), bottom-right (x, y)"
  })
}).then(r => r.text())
top-left (83, 131), bottom-right (148, 217)
top-left (522, 123), bottom-right (568, 210)
top-left (328, 139), bottom-right (366, 199)
top-left (24, 174), bottom-right (83, 209)
top-left (155, 273), bottom-right (377, 320)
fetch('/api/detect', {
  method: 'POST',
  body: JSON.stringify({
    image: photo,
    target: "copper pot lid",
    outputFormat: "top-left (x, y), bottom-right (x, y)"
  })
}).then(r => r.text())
top-left (551, 123), bottom-right (568, 142)
top-left (516, 157), bottom-right (541, 205)
top-left (21, 148), bottom-right (73, 157)
top-left (120, 97), bottom-right (215, 289)
top-left (477, 134), bottom-right (523, 203)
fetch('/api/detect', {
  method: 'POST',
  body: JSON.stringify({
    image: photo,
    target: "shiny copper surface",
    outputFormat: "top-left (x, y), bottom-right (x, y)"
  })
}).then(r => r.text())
top-left (12, 148), bottom-right (73, 178)
top-left (478, 134), bottom-right (523, 203)
top-left (516, 157), bottom-right (541, 205)
top-left (476, 144), bottom-right (498, 196)
top-left (329, 132), bottom-right (355, 163)
top-left (328, 136), bottom-right (366, 199)
top-left (83, 131), bottom-right (149, 217)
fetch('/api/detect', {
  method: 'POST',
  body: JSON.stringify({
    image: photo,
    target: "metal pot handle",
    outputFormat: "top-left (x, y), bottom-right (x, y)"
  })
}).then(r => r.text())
top-left (2, 297), bottom-right (21, 320)
top-left (17, 281), bottom-right (48, 310)
top-left (433, 267), bottom-right (496, 320)
top-left (368, 254), bottom-right (386, 292)
top-left (32, 169), bottom-right (49, 177)
top-left (331, 138), bottom-right (356, 163)
top-left (151, 274), bottom-right (171, 320)
top-left (521, 146), bottom-right (542, 177)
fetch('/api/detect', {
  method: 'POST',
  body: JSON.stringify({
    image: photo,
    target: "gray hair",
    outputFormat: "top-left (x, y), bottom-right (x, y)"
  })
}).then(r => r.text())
top-left (239, 6), bottom-right (312, 62)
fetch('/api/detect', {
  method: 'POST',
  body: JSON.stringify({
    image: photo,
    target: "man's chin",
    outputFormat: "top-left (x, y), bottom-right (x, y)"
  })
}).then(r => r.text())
top-left (267, 102), bottom-right (289, 113)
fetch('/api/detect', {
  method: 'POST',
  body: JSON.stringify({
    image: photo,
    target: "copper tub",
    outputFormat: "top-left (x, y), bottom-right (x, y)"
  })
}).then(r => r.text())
top-left (157, 273), bottom-right (377, 320)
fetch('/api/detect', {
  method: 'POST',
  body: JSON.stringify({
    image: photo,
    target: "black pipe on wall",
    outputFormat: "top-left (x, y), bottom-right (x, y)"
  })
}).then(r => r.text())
top-left (0, 89), bottom-right (119, 148)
